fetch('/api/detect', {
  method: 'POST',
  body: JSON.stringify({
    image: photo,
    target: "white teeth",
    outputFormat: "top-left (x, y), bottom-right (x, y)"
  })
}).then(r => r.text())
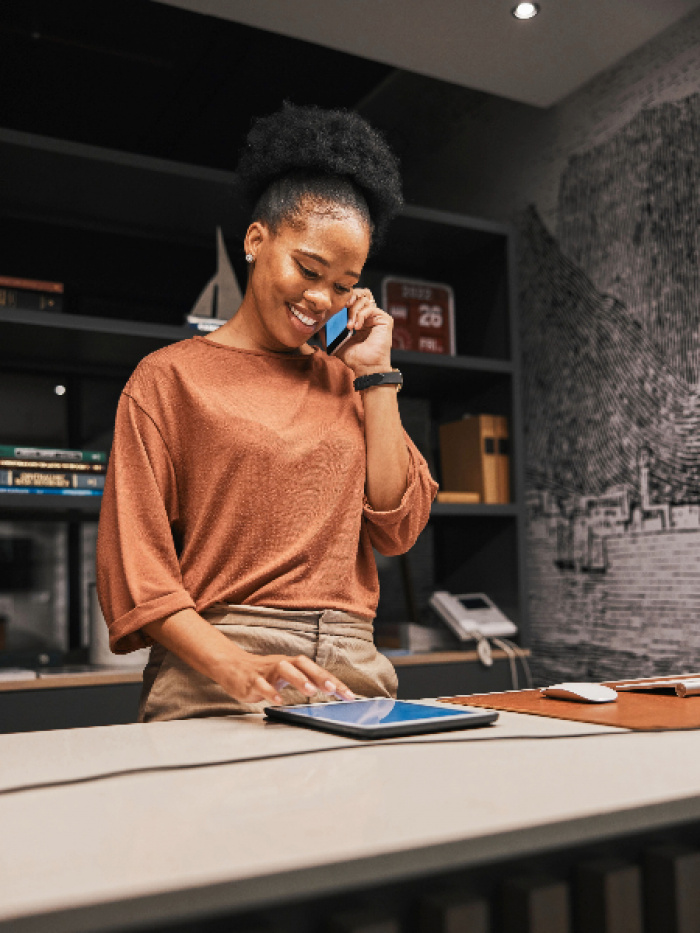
top-left (289, 304), bottom-right (315, 327)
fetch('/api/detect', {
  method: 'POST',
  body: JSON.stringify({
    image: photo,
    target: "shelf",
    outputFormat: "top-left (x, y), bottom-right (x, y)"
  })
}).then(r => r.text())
top-left (387, 647), bottom-right (530, 667)
top-left (0, 307), bottom-right (190, 375)
top-left (0, 180), bottom-right (528, 647)
top-left (0, 307), bottom-right (515, 380)
top-left (0, 128), bottom-right (511, 250)
top-left (393, 349), bottom-right (511, 374)
top-left (0, 494), bottom-right (517, 520)
top-left (0, 127), bottom-right (237, 247)
top-left (0, 668), bottom-right (142, 693)
top-left (431, 502), bottom-right (519, 517)
top-left (393, 350), bottom-right (512, 397)
top-left (0, 491), bottom-right (101, 516)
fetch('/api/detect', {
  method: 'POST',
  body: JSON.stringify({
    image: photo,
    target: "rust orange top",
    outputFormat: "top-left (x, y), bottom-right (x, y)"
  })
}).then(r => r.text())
top-left (97, 337), bottom-right (438, 653)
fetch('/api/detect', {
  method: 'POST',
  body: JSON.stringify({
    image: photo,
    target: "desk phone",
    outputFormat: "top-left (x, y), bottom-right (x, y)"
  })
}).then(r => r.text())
top-left (429, 591), bottom-right (517, 641)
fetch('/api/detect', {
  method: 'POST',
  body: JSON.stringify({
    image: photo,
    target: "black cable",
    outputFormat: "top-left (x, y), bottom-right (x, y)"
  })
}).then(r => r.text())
top-left (0, 725), bottom-right (688, 798)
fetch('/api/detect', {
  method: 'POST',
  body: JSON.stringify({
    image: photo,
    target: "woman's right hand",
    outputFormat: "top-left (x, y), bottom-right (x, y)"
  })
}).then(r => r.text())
top-left (143, 608), bottom-right (356, 706)
top-left (219, 651), bottom-right (356, 705)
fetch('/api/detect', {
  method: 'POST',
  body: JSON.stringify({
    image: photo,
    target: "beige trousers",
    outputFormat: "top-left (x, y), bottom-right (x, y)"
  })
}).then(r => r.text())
top-left (138, 604), bottom-right (398, 722)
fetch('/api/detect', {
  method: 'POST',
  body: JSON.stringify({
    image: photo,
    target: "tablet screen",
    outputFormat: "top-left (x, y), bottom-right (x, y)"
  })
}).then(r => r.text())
top-left (283, 699), bottom-right (478, 725)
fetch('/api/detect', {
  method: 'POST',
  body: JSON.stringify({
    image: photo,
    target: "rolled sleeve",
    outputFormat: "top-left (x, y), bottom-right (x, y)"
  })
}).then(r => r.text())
top-left (96, 393), bottom-right (196, 654)
top-left (362, 434), bottom-right (439, 555)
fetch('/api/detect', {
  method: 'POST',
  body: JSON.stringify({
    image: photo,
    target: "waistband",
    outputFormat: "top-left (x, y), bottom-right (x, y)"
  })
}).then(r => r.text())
top-left (200, 603), bottom-right (375, 643)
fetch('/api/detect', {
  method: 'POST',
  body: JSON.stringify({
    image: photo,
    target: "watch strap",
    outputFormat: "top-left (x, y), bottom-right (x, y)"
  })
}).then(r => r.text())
top-left (353, 370), bottom-right (403, 392)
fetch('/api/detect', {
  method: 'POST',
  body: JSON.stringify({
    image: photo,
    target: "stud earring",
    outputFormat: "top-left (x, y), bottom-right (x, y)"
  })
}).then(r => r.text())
top-left (245, 253), bottom-right (254, 263)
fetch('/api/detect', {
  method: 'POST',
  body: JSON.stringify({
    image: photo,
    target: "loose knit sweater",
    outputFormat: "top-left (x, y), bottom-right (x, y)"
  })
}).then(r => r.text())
top-left (96, 336), bottom-right (438, 653)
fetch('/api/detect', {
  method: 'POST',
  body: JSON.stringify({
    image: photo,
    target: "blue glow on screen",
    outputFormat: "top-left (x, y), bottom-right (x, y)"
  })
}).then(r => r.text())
top-left (325, 308), bottom-right (348, 345)
top-left (285, 699), bottom-right (476, 725)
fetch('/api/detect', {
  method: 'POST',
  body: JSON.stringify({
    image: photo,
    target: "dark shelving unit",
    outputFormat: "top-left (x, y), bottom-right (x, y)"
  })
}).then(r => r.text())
top-left (0, 126), bottom-right (528, 664)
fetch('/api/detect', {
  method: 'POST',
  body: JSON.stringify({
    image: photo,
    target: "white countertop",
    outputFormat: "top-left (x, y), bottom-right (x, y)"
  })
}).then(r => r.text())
top-left (2, 709), bottom-right (700, 933)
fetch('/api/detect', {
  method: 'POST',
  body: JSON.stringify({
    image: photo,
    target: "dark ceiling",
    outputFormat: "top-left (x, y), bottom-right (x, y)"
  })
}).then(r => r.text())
top-left (0, 0), bottom-right (395, 170)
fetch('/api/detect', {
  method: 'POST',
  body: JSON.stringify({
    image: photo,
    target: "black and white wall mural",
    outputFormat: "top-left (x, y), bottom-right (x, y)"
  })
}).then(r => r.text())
top-left (366, 8), bottom-right (700, 683)
top-left (519, 72), bottom-right (700, 683)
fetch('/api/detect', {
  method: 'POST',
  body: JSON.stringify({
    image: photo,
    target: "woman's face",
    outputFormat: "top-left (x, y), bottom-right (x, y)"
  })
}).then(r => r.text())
top-left (244, 203), bottom-right (371, 352)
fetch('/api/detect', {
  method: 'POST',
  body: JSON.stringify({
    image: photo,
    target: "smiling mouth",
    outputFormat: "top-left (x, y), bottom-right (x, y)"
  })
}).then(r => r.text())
top-left (287, 303), bottom-right (318, 328)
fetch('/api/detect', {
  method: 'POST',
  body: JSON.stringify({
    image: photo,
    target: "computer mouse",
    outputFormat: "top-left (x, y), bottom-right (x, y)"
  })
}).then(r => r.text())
top-left (541, 682), bottom-right (618, 703)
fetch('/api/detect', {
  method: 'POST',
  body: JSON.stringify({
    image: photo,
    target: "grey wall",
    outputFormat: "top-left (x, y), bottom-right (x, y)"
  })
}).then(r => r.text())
top-left (363, 9), bottom-right (700, 683)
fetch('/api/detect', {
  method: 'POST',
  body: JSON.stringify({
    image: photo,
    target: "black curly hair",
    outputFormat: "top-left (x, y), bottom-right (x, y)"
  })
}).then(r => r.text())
top-left (233, 102), bottom-right (403, 250)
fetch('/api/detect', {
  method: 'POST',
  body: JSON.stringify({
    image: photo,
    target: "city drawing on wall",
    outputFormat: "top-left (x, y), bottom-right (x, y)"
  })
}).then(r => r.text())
top-left (519, 92), bottom-right (700, 684)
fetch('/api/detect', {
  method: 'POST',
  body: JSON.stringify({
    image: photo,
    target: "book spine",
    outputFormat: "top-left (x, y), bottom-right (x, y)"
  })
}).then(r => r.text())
top-left (480, 415), bottom-right (500, 505)
top-left (494, 415), bottom-right (511, 504)
top-left (436, 491), bottom-right (481, 504)
top-left (0, 470), bottom-right (104, 489)
top-left (0, 446), bottom-right (107, 463)
top-left (0, 486), bottom-right (102, 497)
top-left (186, 314), bottom-right (224, 333)
top-left (0, 275), bottom-right (63, 293)
top-left (0, 288), bottom-right (63, 312)
top-left (0, 458), bottom-right (106, 473)
top-left (438, 415), bottom-right (504, 504)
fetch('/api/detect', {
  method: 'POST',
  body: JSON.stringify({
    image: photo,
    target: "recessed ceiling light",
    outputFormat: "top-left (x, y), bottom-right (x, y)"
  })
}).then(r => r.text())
top-left (54, 385), bottom-right (66, 396)
top-left (512, 2), bottom-right (540, 19)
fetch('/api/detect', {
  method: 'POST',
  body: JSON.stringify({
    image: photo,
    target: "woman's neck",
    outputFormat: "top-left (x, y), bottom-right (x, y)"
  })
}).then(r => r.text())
top-left (204, 304), bottom-right (314, 356)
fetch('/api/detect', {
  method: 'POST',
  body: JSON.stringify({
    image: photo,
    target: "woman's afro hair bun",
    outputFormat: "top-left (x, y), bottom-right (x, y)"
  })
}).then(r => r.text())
top-left (233, 102), bottom-right (403, 247)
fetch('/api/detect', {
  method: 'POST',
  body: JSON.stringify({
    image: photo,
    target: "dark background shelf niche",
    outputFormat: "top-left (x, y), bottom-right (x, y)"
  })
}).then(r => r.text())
top-left (0, 0), bottom-right (528, 692)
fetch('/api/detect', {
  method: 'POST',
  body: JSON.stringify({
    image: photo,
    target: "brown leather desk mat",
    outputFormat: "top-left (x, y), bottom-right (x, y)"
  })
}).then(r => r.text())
top-left (441, 676), bottom-right (700, 731)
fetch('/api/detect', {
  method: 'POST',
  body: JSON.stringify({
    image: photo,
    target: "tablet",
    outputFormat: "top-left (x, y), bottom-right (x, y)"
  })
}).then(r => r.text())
top-left (264, 698), bottom-right (498, 739)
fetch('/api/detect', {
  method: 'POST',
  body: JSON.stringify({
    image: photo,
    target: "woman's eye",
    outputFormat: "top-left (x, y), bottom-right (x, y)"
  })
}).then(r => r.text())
top-left (335, 284), bottom-right (352, 295)
top-left (297, 263), bottom-right (318, 279)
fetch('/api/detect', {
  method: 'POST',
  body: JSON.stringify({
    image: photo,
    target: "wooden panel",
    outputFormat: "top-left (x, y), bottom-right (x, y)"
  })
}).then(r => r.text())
top-left (644, 845), bottom-right (700, 933)
top-left (420, 892), bottom-right (489, 933)
top-left (575, 859), bottom-right (643, 933)
top-left (501, 875), bottom-right (571, 933)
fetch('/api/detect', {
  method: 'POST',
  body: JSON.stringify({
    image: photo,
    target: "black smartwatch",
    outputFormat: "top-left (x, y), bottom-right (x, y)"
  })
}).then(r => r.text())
top-left (353, 369), bottom-right (403, 393)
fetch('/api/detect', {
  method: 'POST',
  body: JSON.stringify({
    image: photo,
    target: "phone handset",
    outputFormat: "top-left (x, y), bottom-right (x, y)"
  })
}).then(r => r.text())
top-left (322, 307), bottom-right (352, 354)
top-left (428, 592), bottom-right (518, 640)
top-left (429, 592), bottom-right (530, 687)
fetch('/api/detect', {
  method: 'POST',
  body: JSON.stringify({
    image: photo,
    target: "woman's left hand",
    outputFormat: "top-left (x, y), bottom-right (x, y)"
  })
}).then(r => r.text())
top-left (335, 288), bottom-right (394, 376)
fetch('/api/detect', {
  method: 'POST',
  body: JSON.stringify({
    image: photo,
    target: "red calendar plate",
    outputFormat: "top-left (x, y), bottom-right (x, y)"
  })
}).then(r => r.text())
top-left (381, 277), bottom-right (455, 355)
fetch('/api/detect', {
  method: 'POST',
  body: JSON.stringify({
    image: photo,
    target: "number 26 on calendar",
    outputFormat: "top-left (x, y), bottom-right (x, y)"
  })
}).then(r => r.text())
top-left (418, 304), bottom-right (444, 328)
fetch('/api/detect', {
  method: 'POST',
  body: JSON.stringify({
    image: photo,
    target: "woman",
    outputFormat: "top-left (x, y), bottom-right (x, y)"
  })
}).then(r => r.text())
top-left (96, 103), bottom-right (438, 721)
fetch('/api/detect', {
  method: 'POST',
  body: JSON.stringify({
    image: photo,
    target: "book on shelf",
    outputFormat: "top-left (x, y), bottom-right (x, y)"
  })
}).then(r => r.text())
top-left (0, 445), bottom-right (107, 464)
top-left (0, 668), bottom-right (38, 682)
top-left (435, 491), bottom-right (481, 504)
top-left (439, 414), bottom-right (507, 505)
top-left (0, 469), bottom-right (104, 490)
top-left (494, 415), bottom-right (510, 504)
top-left (0, 458), bottom-right (105, 473)
top-left (185, 314), bottom-right (225, 333)
top-left (0, 486), bottom-right (102, 498)
top-left (0, 275), bottom-right (63, 293)
top-left (0, 275), bottom-right (64, 312)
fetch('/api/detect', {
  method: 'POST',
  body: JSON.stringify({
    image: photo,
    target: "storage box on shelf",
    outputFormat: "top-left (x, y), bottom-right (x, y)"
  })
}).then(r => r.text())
top-left (0, 130), bottom-right (528, 673)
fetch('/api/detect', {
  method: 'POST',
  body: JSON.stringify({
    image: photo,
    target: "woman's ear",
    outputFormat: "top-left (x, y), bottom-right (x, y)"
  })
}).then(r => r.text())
top-left (243, 221), bottom-right (268, 264)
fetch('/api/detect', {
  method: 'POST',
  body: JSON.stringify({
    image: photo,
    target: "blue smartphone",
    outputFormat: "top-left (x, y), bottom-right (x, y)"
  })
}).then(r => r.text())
top-left (322, 307), bottom-right (352, 354)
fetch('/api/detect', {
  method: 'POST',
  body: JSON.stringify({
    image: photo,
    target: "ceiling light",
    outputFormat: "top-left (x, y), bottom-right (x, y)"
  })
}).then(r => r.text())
top-left (54, 385), bottom-right (66, 396)
top-left (512, 2), bottom-right (540, 19)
